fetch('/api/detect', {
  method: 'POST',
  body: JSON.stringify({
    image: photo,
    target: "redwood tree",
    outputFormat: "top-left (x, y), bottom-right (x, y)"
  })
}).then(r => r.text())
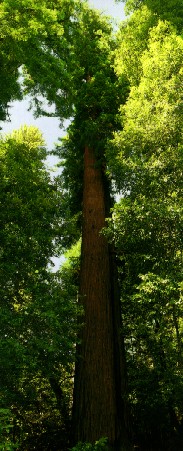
top-left (72, 144), bottom-right (129, 448)
top-left (55, 8), bottom-right (130, 448)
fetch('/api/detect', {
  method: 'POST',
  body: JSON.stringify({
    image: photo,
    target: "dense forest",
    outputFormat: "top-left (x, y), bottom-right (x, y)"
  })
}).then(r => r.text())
top-left (0, 0), bottom-right (183, 450)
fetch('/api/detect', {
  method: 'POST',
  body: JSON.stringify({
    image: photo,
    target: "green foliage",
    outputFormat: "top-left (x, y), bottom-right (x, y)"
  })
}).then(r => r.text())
top-left (0, 409), bottom-right (18, 450)
top-left (71, 437), bottom-right (108, 451)
top-left (0, 125), bottom-right (59, 293)
top-left (110, 21), bottom-right (183, 189)
top-left (0, 0), bottom-right (85, 121)
top-left (114, 5), bottom-right (157, 85)
top-left (0, 258), bottom-right (80, 449)
top-left (122, 0), bottom-right (183, 29)
top-left (0, 125), bottom-right (81, 449)
top-left (114, 0), bottom-right (183, 90)
top-left (107, 8), bottom-right (183, 449)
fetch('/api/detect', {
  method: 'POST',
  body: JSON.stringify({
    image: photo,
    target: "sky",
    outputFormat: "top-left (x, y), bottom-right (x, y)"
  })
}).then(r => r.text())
top-left (0, 0), bottom-right (125, 152)
top-left (90, 0), bottom-right (125, 19)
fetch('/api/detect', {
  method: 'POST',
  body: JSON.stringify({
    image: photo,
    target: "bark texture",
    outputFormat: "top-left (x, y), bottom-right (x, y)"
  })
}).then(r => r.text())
top-left (72, 146), bottom-right (130, 449)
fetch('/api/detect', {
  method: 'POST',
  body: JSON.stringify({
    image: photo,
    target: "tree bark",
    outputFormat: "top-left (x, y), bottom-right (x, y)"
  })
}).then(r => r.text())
top-left (72, 146), bottom-right (130, 450)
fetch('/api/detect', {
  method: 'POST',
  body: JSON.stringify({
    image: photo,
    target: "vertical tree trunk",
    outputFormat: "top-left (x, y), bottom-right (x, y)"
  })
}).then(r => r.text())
top-left (72, 146), bottom-right (130, 450)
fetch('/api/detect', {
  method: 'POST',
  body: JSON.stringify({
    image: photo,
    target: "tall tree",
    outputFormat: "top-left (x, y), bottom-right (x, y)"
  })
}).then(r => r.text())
top-left (1, 1), bottom-right (131, 448)
top-left (53, 7), bottom-right (130, 448)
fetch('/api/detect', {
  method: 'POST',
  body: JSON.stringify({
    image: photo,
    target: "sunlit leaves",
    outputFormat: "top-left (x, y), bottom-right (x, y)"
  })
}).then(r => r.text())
top-left (122, 0), bottom-right (183, 31)
top-left (109, 21), bottom-right (183, 191)
top-left (106, 8), bottom-right (183, 443)
top-left (0, 125), bottom-right (59, 298)
top-left (114, 5), bottom-right (157, 85)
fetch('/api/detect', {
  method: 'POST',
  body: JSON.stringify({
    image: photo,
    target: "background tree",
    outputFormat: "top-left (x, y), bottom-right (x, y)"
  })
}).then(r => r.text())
top-left (106, 14), bottom-right (183, 450)
top-left (0, 126), bottom-right (80, 450)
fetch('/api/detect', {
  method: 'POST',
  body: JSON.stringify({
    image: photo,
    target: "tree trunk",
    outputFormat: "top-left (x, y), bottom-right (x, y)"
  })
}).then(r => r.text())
top-left (72, 146), bottom-right (130, 450)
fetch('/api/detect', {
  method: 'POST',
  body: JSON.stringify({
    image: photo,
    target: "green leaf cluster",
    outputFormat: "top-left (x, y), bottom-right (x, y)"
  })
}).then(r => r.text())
top-left (0, 409), bottom-right (18, 450)
top-left (71, 437), bottom-right (108, 451)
